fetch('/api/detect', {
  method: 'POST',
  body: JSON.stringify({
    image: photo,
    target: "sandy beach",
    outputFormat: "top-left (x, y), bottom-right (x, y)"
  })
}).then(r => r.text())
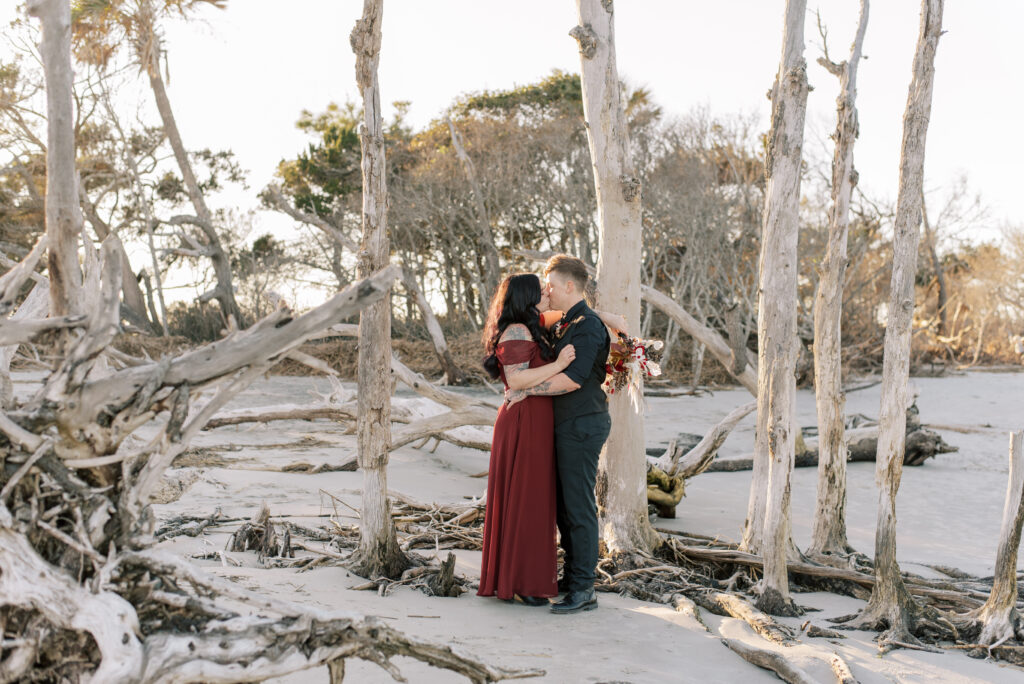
top-left (100, 368), bottom-right (1024, 683)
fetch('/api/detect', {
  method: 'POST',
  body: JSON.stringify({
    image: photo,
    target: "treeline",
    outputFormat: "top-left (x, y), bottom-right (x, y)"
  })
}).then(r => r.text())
top-left (1, 15), bottom-right (1021, 383)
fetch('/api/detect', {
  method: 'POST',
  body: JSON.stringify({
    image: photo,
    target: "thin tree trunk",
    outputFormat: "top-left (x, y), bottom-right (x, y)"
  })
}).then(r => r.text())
top-left (349, 0), bottom-right (408, 579)
top-left (137, 8), bottom-right (242, 327)
top-left (963, 431), bottom-right (1024, 645)
top-left (746, 0), bottom-right (809, 617)
top-left (28, 0), bottom-right (82, 317)
top-left (571, 0), bottom-right (658, 554)
top-left (845, 0), bottom-right (944, 643)
top-left (809, 0), bottom-right (869, 559)
top-left (446, 117), bottom-right (501, 306)
top-left (400, 265), bottom-right (466, 385)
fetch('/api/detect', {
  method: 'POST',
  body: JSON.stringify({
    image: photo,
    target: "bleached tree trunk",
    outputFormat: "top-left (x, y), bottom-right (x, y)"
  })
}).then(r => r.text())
top-left (400, 265), bottom-right (466, 385)
top-left (745, 0), bottom-right (809, 616)
top-left (846, 0), bottom-right (944, 643)
top-left (571, 0), bottom-right (658, 554)
top-left (446, 117), bottom-right (501, 306)
top-left (968, 431), bottom-right (1024, 644)
top-left (28, 0), bottom-right (82, 317)
top-left (809, 0), bottom-right (869, 559)
top-left (135, 5), bottom-right (242, 327)
top-left (349, 0), bottom-right (408, 579)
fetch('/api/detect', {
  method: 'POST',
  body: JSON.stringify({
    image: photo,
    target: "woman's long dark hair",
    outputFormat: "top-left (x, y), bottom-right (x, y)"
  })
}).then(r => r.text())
top-left (482, 274), bottom-right (554, 379)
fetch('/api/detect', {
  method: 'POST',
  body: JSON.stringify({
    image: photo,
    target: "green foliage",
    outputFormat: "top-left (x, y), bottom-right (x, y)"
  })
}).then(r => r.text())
top-left (455, 70), bottom-right (583, 118)
top-left (277, 103), bottom-right (363, 217)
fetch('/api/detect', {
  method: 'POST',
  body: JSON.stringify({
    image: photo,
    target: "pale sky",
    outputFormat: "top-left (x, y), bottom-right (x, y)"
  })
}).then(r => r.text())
top-left (3, 1), bottom-right (1022, 257)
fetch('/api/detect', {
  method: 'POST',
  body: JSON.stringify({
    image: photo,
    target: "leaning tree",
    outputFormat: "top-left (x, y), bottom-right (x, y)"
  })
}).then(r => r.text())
top-left (71, 0), bottom-right (244, 326)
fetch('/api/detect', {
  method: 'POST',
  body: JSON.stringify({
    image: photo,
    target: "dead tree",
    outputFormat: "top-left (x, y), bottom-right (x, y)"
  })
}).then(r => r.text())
top-left (837, 0), bottom-right (945, 647)
top-left (28, 0), bottom-right (82, 316)
top-left (400, 265), bottom-right (467, 385)
top-left (745, 0), bottom-right (809, 617)
top-left (348, 0), bottom-right (410, 580)
top-left (953, 431), bottom-right (1024, 645)
top-left (571, 0), bottom-right (659, 554)
top-left (810, 0), bottom-right (870, 559)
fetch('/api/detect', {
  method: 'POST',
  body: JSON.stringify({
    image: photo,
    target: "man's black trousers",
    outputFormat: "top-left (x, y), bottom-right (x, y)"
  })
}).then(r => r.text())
top-left (554, 411), bottom-right (611, 593)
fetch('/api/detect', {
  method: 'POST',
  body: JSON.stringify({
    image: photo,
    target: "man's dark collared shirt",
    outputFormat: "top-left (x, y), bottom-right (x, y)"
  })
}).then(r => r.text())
top-left (552, 300), bottom-right (610, 426)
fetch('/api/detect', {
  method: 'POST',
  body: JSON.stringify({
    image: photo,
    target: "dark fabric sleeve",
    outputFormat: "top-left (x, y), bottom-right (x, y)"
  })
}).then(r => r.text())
top-left (496, 340), bottom-right (535, 366)
top-left (562, 317), bottom-right (607, 385)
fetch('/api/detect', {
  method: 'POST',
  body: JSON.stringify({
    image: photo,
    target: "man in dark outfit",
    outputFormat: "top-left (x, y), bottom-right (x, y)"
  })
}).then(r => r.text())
top-left (505, 254), bottom-right (610, 614)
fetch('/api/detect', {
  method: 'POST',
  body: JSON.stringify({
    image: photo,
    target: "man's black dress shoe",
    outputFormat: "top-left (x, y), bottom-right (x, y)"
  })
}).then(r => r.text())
top-left (550, 589), bottom-right (597, 614)
top-left (517, 595), bottom-right (550, 607)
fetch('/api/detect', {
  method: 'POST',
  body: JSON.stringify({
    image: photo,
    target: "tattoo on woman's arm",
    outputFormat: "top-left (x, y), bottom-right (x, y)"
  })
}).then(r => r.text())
top-left (504, 361), bottom-right (529, 377)
top-left (523, 379), bottom-right (572, 397)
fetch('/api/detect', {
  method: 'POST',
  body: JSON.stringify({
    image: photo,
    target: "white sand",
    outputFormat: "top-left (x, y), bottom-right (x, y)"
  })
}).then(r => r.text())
top-left (114, 369), bottom-right (1024, 682)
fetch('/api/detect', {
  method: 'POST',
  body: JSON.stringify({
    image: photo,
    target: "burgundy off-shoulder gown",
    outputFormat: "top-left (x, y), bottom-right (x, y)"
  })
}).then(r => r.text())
top-left (477, 339), bottom-right (558, 599)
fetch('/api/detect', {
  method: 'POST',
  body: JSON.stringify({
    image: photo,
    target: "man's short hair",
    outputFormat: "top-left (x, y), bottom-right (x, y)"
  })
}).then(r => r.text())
top-left (544, 254), bottom-right (589, 291)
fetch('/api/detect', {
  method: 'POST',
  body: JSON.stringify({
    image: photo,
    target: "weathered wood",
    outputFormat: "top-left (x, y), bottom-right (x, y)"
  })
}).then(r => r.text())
top-left (204, 405), bottom-right (359, 429)
top-left (955, 431), bottom-right (1024, 644)
top-left (847, 0), bottom-right (944, 644)
top-left (0, 282), bottom-right (48, 408)
top-left (391, 405), bottom-right (496, 451)
top-left (674, 402), bottom-right (757, 479)
top-left (810, 0), bottom-right (870, 558)
top-left (400, 265), bottom-right (467, 385)
top-left (714, 593), bottom-right (797, 645)
top-left (721, 639), bottom-right (816, 684)
top-left (641, 285), bottom-right (758, 394)
top-left (572, 0), bottom-right (658, 554)
top-left (830, 653), bottom-right (860, 684)
top-left (701, 423), bottom-right (955, 472)
top-left (0, 235), bottom-right (48, 317)
top-left (669, 543), bottom-right (981, 611)
top-left (348, 0), bottom-right (408, 580)
top-left (747, 0), bottom-right (809, 617)
top-left (28, 0), bottom-right (83, 317)
top-left (71, 265), bottom-right (399, 436)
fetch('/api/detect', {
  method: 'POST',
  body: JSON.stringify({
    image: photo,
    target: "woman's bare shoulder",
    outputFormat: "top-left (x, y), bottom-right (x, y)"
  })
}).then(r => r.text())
top-left (498, 323), bottom-right (532, 343)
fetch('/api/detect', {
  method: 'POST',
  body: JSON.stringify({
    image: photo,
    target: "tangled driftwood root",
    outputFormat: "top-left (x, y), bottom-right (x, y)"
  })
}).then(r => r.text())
top-left (226, 502), bottom-right (295, 561)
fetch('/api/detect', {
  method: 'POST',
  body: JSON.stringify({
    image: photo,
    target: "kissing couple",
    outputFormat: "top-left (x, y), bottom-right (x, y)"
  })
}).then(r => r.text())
top-left (477, 254), bottom-right (625, 614)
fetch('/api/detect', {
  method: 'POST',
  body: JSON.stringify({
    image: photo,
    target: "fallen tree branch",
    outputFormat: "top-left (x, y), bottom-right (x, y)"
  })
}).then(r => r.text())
top-left (720, 639), bottom-right (817, 684)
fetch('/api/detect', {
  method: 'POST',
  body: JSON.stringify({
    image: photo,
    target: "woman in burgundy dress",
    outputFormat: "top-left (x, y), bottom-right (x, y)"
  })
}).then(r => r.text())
top-left (477, 273), bottom-right (627, 606)
top-left (477, 274), bottom-right (575, 605)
